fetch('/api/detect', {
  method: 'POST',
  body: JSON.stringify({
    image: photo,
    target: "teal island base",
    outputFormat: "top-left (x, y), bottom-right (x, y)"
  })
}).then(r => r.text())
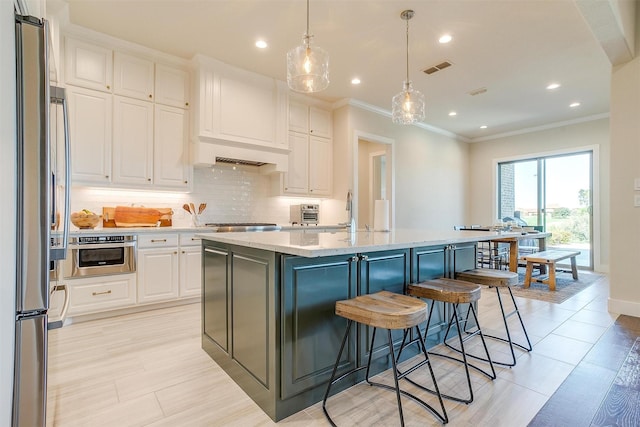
top-left (201, 238), bottom-right (478, 421)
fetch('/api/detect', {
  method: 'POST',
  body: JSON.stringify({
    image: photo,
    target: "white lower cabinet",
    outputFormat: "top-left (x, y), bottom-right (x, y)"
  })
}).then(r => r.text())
top-left (179, 233), bottom-right (202, 298)
top-left (67, 274), bottom-right (136, 316)
top-left (137, 234), bottom-right (179, 304)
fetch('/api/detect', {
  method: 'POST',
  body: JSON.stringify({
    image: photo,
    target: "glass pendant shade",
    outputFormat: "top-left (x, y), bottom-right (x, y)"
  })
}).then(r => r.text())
top-left (287, 36), bottom-right (329, 93)
top-left (392, 81), bottom-right (425, 124)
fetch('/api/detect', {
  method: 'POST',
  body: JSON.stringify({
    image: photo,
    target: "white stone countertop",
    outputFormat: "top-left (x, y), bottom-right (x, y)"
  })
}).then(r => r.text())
top-left (67, 224), bottom-right (346, 236)
top-left (196, 228), bottom-right (526, 258)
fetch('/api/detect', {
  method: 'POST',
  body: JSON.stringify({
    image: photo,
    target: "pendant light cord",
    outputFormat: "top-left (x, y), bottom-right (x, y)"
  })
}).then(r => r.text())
top-left (405, 16), bottom-right (410, 83)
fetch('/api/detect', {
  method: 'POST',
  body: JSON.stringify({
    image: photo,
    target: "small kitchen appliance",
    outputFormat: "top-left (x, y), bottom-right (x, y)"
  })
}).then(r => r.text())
top-left (290, 204), bottom-right (319, 225)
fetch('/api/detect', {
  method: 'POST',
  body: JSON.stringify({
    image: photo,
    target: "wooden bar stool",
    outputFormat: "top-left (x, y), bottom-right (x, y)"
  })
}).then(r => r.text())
top-left (455, 269), bottom-right (532, 367)
top-left (322, 291), bottom-right (448, 426)
top-left (399, 278), bottom-right (495, 404)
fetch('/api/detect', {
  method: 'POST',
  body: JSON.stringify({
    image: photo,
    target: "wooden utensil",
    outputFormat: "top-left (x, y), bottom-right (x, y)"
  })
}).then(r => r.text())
top-left (183, 203), bottom-right (191, 214)
top-left (198, 203), bottom-right (206, 214)
top-left (189, 203), bottom-right (196, 215)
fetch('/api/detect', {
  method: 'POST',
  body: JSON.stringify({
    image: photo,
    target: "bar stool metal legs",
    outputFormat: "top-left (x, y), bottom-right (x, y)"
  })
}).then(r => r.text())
top-left (399, 279), bottom-right (495, 404)
top-left (456, 269), bottom-right (533, 367)
top-left (323, 291), bottom-right (448, 426)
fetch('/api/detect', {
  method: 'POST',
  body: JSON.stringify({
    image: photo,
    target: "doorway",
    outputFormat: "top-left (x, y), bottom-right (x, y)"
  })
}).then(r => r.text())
top-left (498, 151), bottom-right (593, 269)
top-left (356, 134), bottom-right (394, 230)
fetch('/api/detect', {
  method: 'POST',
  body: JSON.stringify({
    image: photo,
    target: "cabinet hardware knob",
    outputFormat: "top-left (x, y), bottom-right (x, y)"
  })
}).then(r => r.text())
top-left (185, 102), bottom-right (189, 106)
top-left (184, 180), bottom-right (188, 184)
top-left (105, 175), bottom-right (109, 179)
top-left (147, 178), bottom-right (151, 182)
top-left (149, 94), bottom-right (152, 99)
top-left (106, 85), bottom-right (110, 90)
top-left (360, 255), bottom-right (369, 261)
top-left (181, 251), bottom-right (185, 254)
top-left (174, 251), bottom-right (178, 255)
top-left (92, 290), bottom-right (112, 296)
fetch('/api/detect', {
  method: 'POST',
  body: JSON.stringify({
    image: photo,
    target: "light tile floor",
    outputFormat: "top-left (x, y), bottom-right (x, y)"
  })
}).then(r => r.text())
top-left (47, 272), bottom-right (614, 426)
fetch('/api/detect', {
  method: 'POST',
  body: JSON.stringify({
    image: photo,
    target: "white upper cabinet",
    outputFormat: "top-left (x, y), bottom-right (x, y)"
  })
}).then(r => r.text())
top-left (281, 101), bottom-right (332, 197)
top-left (194, 56), bottom-right (288, 150)
top-left (154, 104), bottom-right (190, 189)
top-left (67, 86), bottom-right (112, 184)
top-left (112, 96), bottom-right (154, 186)
top-left (113, 51), bottom-right (155, 101)
top-left (64, 37), bottom-right (113, 92)
top-left (155, 63), bottom-right (190, 109)
top-left (308, 135), bottom-right (332, 195)
top-left (309, 107), bottom-right (332, 139)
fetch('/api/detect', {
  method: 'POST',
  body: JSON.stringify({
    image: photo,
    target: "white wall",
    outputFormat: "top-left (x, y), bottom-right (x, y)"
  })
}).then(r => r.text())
top-left (468, 118), bottom-right (610, 272)
top-left (333, 104), bottom-right (470, 231)
top-left (1, 1), bottom-right (16, 424)
top-left (609, 54), bottom-right (640, 316)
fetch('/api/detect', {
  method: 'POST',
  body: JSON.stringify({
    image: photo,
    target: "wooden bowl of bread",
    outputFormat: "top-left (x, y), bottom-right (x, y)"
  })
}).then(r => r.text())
top-left (71, 210), bottom-right (101, 229)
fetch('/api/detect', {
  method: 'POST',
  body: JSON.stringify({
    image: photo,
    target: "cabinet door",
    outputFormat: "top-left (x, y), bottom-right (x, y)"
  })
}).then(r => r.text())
top-left (358, 249), bottom-right (410, 367)
top-left (180, 246), bottom-right (201, 298)
top-left (288, 101), bottom-right (308, 134)
top-left (113, 51), bottom-right (154, 101)
top-left (281, 254), bottom-right (358, 399)
top-left (112, 96), bottom-right (154, 186)
top-left (155, 63), bottom-right (190, 109)
top-left (309, 107), bottom-right (332, 138)
top-left (67, 274), bottom-right (136, 315)
top-left (154, 105), bottom-right (190, 189)
top-left (137, 248), bottom-right (179, 304)
top-left (308, 135), bottom-right (332, 196)
top-left (215, 71), bottom-right (277, 146)
top-left (64, 37), bottom-right (113, 92)
top-left (283, 132), bottom-right (308, 195)
top-left (67, 86), bottom-right (112, 184)
top-left (203, 245), bottom-right (229, 352)
top-left (411, 246), bottom-right (448, 341)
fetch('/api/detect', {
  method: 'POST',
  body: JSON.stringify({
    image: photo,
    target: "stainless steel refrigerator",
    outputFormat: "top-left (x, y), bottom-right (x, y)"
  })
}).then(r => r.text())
top-left (14, 14), bottom-right (70, 427)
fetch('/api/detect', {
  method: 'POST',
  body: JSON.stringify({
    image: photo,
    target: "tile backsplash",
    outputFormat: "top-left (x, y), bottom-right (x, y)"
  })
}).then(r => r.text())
top-left (70, 164), bottom-right (332, 227)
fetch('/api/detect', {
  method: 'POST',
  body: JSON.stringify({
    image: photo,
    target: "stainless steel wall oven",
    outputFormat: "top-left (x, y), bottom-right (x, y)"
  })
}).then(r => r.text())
top-left (64, 235), bottom-right (136, 278)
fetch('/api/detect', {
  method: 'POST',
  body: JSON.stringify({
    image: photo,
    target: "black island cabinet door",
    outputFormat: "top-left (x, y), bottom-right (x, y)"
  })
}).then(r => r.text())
top-left (358, 249), bottom-right (411, 367)
top-left (281, 254), bottom-right (358, 400)
top-left (202, 244), bottom-right (230, 352)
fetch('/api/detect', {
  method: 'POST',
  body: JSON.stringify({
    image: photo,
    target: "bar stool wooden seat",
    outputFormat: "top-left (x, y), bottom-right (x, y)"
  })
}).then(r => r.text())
top-left (455, 269), bottom-right (532, 367)
top-left (399, 278), bottom-right (495, 404)
top-left (322, 291), bottom-right (448, 426)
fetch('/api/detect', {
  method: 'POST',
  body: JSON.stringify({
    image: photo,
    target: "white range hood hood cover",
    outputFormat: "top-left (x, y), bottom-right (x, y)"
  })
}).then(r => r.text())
top-left (192, 137), bottom-right (289, 173)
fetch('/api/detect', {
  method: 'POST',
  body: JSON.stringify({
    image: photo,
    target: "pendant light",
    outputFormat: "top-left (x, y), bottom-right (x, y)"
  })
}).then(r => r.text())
top-left (286, 0), bottom-right (329, 93)
top-left (392, 10), bottom-right (425, 124)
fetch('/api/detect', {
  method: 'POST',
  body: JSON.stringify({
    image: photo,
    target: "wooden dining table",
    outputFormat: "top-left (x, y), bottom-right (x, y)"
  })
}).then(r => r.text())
top-left (489, 232), bottom-right (552, 273)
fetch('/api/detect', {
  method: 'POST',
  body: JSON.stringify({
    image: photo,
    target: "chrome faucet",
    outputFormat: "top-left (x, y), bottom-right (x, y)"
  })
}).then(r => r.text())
top-left (340, 190), bottom-right (355, 230)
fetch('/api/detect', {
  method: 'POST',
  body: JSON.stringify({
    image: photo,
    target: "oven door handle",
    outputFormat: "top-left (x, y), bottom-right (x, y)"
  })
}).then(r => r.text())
top-left (68, 242), bottom-right (137, 249)
top-left (48, 284), bottom-right (69, 330)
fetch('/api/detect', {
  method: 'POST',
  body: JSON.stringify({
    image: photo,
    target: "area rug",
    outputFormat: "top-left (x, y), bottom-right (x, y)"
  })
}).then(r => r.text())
top-left (591, 337), bottom-right (640, 427)
top-left (510, 269), bottom-right (604, 304)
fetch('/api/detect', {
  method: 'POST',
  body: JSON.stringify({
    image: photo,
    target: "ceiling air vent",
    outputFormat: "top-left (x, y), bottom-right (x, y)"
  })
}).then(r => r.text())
top-left (468, 87), bottom-right (488, 96)
top-left (215, 157), bottom-right (267, 167)
top-left (422, 61), bottom-right (452, 75)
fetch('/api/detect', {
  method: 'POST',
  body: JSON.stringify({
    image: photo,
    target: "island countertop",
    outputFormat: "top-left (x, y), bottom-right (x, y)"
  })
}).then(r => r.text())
top-left (197, 228), bottom-right (524, 257)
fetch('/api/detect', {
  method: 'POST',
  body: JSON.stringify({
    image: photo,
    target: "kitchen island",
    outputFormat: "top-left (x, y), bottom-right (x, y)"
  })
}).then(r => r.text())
top-left (198, 228), bottom-right (520, 421)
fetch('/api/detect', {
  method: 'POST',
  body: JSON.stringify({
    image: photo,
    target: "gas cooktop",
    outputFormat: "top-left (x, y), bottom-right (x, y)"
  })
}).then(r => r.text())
top-left (205, 223), bottom-right (280, 232)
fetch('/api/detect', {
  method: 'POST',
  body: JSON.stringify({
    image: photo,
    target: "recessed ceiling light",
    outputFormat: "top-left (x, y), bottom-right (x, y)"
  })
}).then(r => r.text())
top-left (439, 34), bottom-right (452, 44)
top-left (546, 83), bottom-right (561, 90)
top-left (448, 111), bottom-right (457, 116)
top-left (570, 102), bottom-right (581, 108)
top-left (255, 40), bottom-right (268, 49)
top-left (480, 125), bottom-right (488, 129)
top-left (351, 78), bottom-right (361, 85)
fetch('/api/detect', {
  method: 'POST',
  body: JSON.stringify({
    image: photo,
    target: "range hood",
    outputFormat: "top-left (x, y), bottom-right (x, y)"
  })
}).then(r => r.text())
top-left (192, 137), bottom-right (289, 173)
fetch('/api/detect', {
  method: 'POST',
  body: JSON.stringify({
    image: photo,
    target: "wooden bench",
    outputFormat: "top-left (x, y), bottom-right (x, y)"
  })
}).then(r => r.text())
top-left (520, 250), bottom-right (580, 291)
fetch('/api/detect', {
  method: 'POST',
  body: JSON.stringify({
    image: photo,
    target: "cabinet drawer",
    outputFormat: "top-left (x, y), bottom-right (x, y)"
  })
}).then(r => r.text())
top-left (138, 233), bottom-right (178, 248)
top-left (68, 275), bottom-right (136, 315)
top-left (179, 233), bottom-right (202, 246)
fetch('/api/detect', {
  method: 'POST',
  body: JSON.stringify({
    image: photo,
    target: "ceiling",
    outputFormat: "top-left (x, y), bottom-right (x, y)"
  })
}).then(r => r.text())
top-left (60, 0), bottom-right (614, 141)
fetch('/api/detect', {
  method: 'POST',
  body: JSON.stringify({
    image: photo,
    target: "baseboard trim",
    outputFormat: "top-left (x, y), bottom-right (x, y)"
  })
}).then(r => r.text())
top-left (608, 298), bottom-right (640, 317)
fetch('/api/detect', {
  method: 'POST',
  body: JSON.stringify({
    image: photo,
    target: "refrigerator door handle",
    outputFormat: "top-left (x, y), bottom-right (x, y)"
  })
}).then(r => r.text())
top-left (48, 284), bottom-right (69, 330)
top-left (50, 86), bottom-right (70, 260)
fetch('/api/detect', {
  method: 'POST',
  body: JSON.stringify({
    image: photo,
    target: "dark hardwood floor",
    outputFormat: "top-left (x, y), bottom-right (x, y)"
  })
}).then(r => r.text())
top-left (529, 315), bottom-right (640, 426)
